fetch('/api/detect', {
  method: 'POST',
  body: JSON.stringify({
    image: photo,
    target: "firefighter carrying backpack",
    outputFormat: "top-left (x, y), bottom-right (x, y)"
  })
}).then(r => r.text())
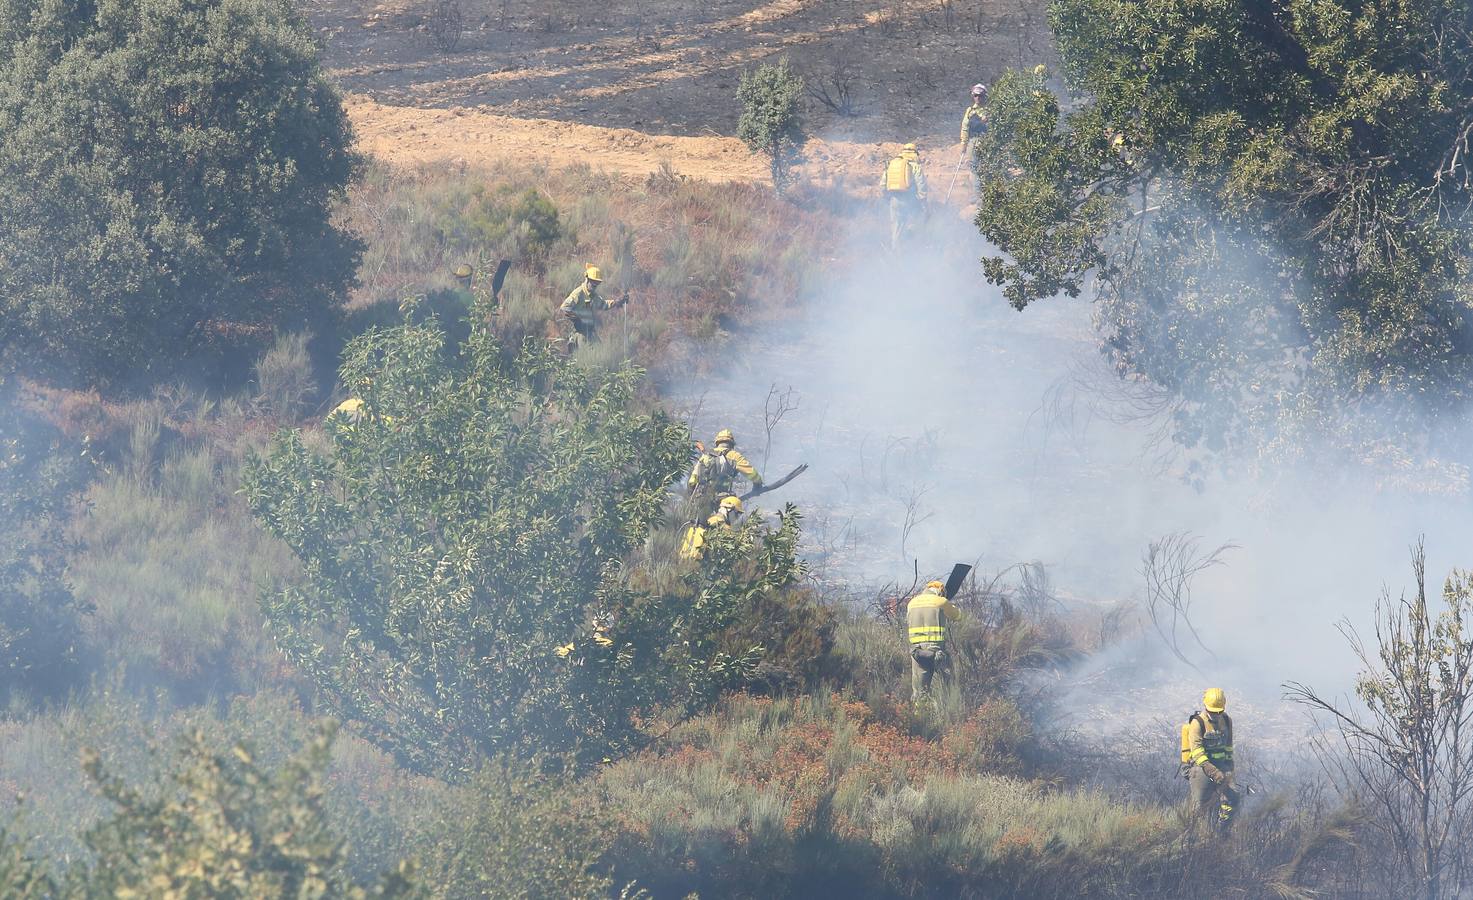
top-left (885, 157), bottom-right (913, 193)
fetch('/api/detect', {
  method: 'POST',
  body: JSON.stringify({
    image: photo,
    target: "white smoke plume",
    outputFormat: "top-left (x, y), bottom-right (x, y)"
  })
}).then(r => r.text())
top-left (666, 202), bottom-right (1473, 749)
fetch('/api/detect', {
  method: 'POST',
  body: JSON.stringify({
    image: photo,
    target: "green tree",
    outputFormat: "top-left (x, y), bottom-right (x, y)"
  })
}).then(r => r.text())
top-left (975, 2), bottom-right (1473, 460)
top-left (79, 724), bottom-right (415, 897)
top-left (243, 301), bottom-right (804, 774)
top-left (0, 0), bottom-right (361, 388)
top-left (737, 61), bottom-right (806, 194)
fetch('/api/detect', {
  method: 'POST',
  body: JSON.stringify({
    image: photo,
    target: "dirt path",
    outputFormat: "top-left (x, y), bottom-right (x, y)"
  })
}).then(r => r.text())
top-left (346, 93), bottom-right (952, 192)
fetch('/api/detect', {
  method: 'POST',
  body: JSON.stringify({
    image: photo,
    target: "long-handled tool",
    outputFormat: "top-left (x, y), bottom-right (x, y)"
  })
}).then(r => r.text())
top-left (942, 148), bottom-right (969, 204)
top-left (943, 562), bottom-right (973, 600)
top-left (740, 463), bottom-right (808, 501)
top-left (490, 258), bottom-right (511, 302)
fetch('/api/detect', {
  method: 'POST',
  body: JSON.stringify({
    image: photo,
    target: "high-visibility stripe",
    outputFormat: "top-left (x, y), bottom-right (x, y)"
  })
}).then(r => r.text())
top-left (908, 625), bottom-right (946, 644)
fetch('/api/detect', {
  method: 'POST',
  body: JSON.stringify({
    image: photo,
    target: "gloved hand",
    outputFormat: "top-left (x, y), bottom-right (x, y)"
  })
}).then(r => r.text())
top-left (1201, 762), bottom-right (1225, 785)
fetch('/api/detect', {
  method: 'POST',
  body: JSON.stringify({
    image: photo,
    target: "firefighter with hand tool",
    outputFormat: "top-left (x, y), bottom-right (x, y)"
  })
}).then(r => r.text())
top-left (1181, 687), bottom-right (1240, 832)
top-left (906, 579), bottom-right (964, 704)
top-left (559, 264), bottom-right (627, 348)
top-left (686, 429), bottom-right (763, 516)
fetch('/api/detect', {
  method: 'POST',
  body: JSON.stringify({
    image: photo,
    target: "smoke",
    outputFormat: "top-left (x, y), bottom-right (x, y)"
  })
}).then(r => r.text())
top-left (666, 199), bottom-right (1473, 740)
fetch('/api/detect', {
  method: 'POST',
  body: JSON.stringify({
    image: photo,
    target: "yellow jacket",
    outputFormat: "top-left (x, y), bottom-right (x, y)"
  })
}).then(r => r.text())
top-left (679, 512), bottom-right (732, 560)
top-left (1186, 711), bottom-right (1234, 769)
top-left (960, 103), bottom-right (988, 142)
top-left (906, 589), bottom-right (963, 644)
top-left (559, 282), bottom-right (616, 323)
top-left (687, 445), bottom-right (762, 493)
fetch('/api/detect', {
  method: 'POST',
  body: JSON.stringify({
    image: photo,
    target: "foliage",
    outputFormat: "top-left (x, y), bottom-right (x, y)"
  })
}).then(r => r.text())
top-left (69, 397), bottom-right (296, 698)
top-left (0, 0), bottom-right (361, 388)
top-left (0, 383), bottom-right (92, 703)
top-left (601, 692), bottom-right (1174, 898)
top-left (0, 827), bottom-right (55, 897)
top-left (737, 61), bottom-right (806, 194)
top-left (346, 163), bottom-right (836, 372)
top-left (255, 332), bottom-right (320, 421)
top-left (78, 723), bottom-right (415, 897)
top-left (1288, 542), bottom-right (1473, 899)
top-left (413, 761), bottom-right (616, 899)
top-left (243, 305), bottom-right (806, 774)
top-left (975, 1), bottom-right (1473, 461)
top-left (432, 185), bottom-right (564, 267)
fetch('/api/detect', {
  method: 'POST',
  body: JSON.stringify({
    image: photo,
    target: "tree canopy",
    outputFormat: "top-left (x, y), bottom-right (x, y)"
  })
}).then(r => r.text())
top-left (244, 301), bottom-right (805, 774)
top-left (0, 0), bottom-right (360, 387)
top-left (976, 0), bottom-right (1473, 460)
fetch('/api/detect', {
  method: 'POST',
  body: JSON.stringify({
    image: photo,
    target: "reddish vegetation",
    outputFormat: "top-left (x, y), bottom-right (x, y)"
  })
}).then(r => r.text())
top-left (621, 693), bottom-right (1024, 839)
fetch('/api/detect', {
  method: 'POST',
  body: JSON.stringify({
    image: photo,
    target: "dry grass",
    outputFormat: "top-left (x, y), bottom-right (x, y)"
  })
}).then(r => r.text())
top-left (599, 692), bottom-right (1175, 898)
top-left (344, 161), bottom-right (839, 373)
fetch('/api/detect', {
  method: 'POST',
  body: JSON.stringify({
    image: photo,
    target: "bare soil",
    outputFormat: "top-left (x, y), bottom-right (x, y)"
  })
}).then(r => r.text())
top-left (303, 0), bottom-right (1053, 187)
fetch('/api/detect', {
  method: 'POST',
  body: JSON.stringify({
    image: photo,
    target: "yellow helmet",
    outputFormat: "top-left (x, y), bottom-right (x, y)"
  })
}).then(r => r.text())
top-left (1033, 64), bottom-right (1047, 77)
top-left (714, 428), bottom-right (735, 445)
top-left (719, 495), bottom-right (744, 512)
top-left (925, 579), bottom-right (945, 595)
top-left (1203, 688), bottom-right (1227, 713)
top-left (585, 265), bottom-right (603, 283)
top-left (453, 263), bottom-right (473, 279)
top-left (903, 142), bottom-right (917, 152)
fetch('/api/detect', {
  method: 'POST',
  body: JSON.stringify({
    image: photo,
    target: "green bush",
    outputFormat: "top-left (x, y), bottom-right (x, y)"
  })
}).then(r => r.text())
top-left (737, 61), bottom-right (806, 194)
top-left (0, 0), bottom-right (360, 387)
top-left (432, 185), bottom-right (565, 266)
top-left (254, 332), bottom-right (320, 421)
top-left (243, 303), bottom-right (806, 774)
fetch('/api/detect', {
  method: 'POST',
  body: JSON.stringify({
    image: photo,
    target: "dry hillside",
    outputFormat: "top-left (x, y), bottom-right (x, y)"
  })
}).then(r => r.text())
top-left (302, 0), bottom-right (1054, 185)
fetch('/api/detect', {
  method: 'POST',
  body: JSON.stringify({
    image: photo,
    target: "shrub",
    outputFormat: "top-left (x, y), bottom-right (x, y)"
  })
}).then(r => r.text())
top-left (432, 185), bottom-right (565, 266)
top-left (78, 723), bottom-right (415, 897)
top-left (413, 762), bottom-right (617, 899)
top-left (0, 383), bottom-right (93, 703)
top-left (243, 306), bottom-right (806, 773)
top-left (737, 61), bottom-right (806, 194)
top-left (71, 428), bottom-right (296, 698)
top-left (254, 332), bottom-right (319, 421)
top-left (0, 0), bottom-right (361, 388)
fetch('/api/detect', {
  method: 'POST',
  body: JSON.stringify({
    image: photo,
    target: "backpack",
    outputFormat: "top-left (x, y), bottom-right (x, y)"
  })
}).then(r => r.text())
top-left (1179, 711), bottom-right (1201, 766)
top-left (885, 157), bottom-right (913, 193)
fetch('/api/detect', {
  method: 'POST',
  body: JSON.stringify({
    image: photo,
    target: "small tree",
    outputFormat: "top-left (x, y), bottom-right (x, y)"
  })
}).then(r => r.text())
top-left (244, 300), bottom-right (804, 774)
top-left (1287, 542), bottom-right (1473, 900)
top-left (0, 0), bottom-right (361, 388)
top-left (737, 61), bottom-right (805, 194)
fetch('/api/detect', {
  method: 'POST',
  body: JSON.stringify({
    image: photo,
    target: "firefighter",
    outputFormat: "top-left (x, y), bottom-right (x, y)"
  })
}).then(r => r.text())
top-left (686, 429), bottom-right (763, 515)
top-left (679, 495), bottom-right (744, 560)
top-left (906, 579), bottom-right (964, 702)
top-left (883, 143), bottom-right (927, 250)
top-left (1183, 687), bottom-right (1240, 831)
top-left (959, 83), bottom-right (989, 154)
top-left (558, 264), bottom-right (626, 346)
